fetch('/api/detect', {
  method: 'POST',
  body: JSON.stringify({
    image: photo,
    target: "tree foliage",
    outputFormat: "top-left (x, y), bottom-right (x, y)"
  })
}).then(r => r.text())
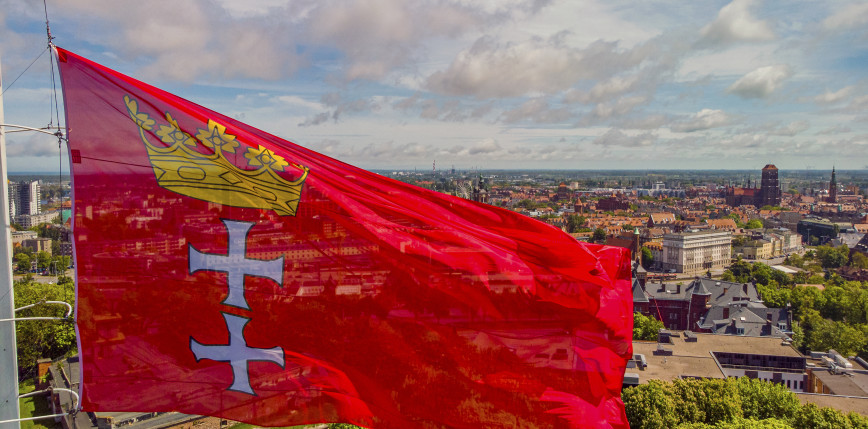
top-left (566, 214), bottom-right (587, 233)
top-left (815, 245), bottom-right (849, 269)
top-left (622, 378), bottom-right (866, 429)
top-left (641, 246), bottom-right (654, 268)
top-left (853, 253), bottom-right (868, 269)
top-left (14, 276), bottom-right (77, 377)
top-left (633, 312), bottom-right (664, 341)
top-left (745, 219), bottom-right (763, 229)
top-left (592, 228), bottom-right (607, 244)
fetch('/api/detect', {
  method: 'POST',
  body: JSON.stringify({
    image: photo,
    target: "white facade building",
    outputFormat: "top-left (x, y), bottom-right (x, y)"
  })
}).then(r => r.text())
top-left (662, 230), bottom-right (732, 275)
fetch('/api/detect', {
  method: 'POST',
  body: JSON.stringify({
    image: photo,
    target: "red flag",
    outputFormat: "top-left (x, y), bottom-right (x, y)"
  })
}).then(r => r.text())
top-left (57, 46), bottom-right (633, 428)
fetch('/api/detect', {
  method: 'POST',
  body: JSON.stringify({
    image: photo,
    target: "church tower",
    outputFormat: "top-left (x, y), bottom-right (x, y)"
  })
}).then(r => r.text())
top-left (828, 167), bottom-right (837, 203)
top-left (760, 164), bottom-right (781, 207)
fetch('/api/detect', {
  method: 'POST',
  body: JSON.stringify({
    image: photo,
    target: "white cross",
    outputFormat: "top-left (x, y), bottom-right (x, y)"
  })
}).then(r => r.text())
top-left (190, 312), bottom-right (285, 395)
top-left (189, 219), bottom-right (284, 310)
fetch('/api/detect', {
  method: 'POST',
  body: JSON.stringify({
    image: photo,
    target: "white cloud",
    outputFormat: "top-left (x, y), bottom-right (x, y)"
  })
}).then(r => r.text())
top-left (466, 138), bottom-right (502, 155)
top-left (769, 120), bottom-right (809, 136)
top-left (500, 98), bottom-right (572, 124)
top-left (6, 133), bottom-right (59, 157)
top-left (593, 129), bottom-right (656, 147)
top-left (816, 125), bottom-right (851, 135)
top-left (719, 132), bottom-right (768, 148)
top-left (814, 86), bottom-right (854, 104)
top-left (425, 35), bottom-right (654, 98)
top-left (565, 75), bottom-right (640, 104)
top-left (698, 0), bottom-right (774, 46)
top-left (590, 96), bottom-right (648, 120)
top-left (307, 0), bottom-right (523, 81)
top-left (53, 0), bottom-right (307, 82)
top-left (822, 2), bottom-right (868, 30)
top-left (616, 114), bottom-right (668, 130)
top-left (671, 109), bottom-right (733, 132)
top-left (727, 65), bottom-right (792, 99)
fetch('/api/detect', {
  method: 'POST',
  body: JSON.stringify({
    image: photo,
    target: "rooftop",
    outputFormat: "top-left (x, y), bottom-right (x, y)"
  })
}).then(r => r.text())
top-left (631, 332), bottom-right (802, 384)
top-left (809, 368), bottom-right (868, 397)
top-left (796, 394), bottom-right (868, 416)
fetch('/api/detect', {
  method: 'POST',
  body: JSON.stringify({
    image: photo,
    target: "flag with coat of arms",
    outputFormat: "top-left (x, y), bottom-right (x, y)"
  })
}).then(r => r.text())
top-left (57, 46), bottom-right (633, 429)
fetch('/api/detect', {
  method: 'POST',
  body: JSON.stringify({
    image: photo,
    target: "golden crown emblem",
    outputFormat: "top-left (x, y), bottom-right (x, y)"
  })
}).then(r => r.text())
top-left (124, 96), bottom-right (308, 216)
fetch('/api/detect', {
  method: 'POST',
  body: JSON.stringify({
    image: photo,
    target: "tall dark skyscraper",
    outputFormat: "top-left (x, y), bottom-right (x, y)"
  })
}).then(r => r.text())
top-left (760, 164), bottom-right (781, 207)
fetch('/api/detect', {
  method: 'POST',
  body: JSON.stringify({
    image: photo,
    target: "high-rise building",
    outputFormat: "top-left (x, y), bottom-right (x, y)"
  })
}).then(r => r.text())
top-left (760, 164), bottom-right (781, 207)
top-left (8, 180), bottom-right (41, 219)
top-left (827, 167), bottom-right (837, 203)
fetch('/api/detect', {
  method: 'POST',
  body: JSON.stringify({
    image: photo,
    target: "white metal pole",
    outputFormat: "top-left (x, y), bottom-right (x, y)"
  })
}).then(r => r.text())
top-left (0, 53), bottom-right (22, 429)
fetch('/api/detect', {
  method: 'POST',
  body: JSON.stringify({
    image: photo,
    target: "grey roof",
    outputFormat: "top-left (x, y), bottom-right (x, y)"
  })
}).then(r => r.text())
top-left (632, 278), bottom-right (649, 303)
top-left (832, 232), bottom-right (866, 248)
top-left (644, 281), bottom-right (692, 300)
top-left (708, 280), bottom-right (761, 306)
top-left (641, 278), bottom-right (758, 305)
top-left (709, 306), bottom-right (789, 338)
top-left (640, 277), bottom-right (791, 338)
top-left (692, 278), bottom-right (712, 296)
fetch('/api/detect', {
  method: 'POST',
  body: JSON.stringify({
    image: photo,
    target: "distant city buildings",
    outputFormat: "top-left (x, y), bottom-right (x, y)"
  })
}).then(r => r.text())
top-left (724, 164), bottom-right (782, 208)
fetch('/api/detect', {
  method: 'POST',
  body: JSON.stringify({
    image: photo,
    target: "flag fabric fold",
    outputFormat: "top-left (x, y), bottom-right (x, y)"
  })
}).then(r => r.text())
top-left (57, 46), bottom-right (633, 428)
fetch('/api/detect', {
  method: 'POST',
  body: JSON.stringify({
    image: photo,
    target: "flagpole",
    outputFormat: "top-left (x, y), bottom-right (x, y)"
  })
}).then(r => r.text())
top-left (0, 53), bottom-right (23, 429)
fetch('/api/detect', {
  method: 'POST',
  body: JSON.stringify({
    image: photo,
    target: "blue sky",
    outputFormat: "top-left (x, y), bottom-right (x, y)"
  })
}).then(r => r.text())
top-left (1, 0), bottom-right (867, 172)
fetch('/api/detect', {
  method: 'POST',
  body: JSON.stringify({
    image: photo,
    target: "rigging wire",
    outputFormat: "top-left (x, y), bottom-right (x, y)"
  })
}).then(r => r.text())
top-left (44, 0), bottom-right (62, 130)
top-left (0, 48), bottom-right (48, 97)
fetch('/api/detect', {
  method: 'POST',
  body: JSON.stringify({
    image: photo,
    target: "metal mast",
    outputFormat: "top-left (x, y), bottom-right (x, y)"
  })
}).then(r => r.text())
top-left (0, 53), bottom-right (22, 429)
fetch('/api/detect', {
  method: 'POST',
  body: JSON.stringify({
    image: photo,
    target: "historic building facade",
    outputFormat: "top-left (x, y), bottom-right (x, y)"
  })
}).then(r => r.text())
top-left (661, 230), bottom-right (732, 275)
top-left (724, 164), bottom-right (782, 207)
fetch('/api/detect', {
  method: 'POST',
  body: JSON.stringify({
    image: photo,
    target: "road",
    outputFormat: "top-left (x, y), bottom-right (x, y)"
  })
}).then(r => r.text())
top-left (13, 274), bottom-right (67, 284)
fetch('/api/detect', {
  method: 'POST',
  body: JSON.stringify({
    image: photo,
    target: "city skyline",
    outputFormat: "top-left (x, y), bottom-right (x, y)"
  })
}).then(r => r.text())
top-left (1, 0), bottom-right (868, 173)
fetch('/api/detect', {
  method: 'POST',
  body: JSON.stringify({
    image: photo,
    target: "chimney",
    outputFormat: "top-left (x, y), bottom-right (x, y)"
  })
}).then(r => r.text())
top-left (723, 307), bottom-right (729, 319)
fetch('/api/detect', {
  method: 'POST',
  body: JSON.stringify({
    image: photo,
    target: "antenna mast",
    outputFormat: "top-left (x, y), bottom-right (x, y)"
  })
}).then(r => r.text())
top-left (0, 53), bottom-right (22, 429)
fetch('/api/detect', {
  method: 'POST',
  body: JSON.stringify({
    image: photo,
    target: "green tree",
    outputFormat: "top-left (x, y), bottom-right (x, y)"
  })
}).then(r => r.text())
top-left (750, 263), bottom-right (772, 286)
top-left (566, 214), bottom-right (587, 233)
top-left (35, 251), bottom-right (52, 272)
top-left (623, 378), bottom-right (857, 429)
top-left (852, 252), bottom-right (868, 269)
top-left (592, 228), bottom-right (607, 244)
top-left (729, 257), bottom-right (752, 283)
top-left (728, 213), bottom-right (745, 228)
top-left (14, 253), bottom-right (32, 273)
top-left (623, 380), bottom-right (679, 429)
top-left (13, 277), bottom-right (76, 374)
top-left (793, 403), bottom-right (856, 429)
top-left (641, 246), bottom-right (654, 269)
top-left (633, 312), bottom-right (664, 341)
top-left (785, 253), bottom-right (805, 269)
top-left (815, 245), bottom-right (848, 269)
top-left (745, 219), bottom-right (763, 229)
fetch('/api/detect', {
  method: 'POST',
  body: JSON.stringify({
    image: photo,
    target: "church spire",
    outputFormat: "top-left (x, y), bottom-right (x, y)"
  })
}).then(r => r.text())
top-left (828, 166), bottom-right (837, 203)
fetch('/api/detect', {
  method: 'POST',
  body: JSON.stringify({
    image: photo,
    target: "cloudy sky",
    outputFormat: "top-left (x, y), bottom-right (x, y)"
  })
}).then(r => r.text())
top-left (1, 0), bottom-right (867, 172)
